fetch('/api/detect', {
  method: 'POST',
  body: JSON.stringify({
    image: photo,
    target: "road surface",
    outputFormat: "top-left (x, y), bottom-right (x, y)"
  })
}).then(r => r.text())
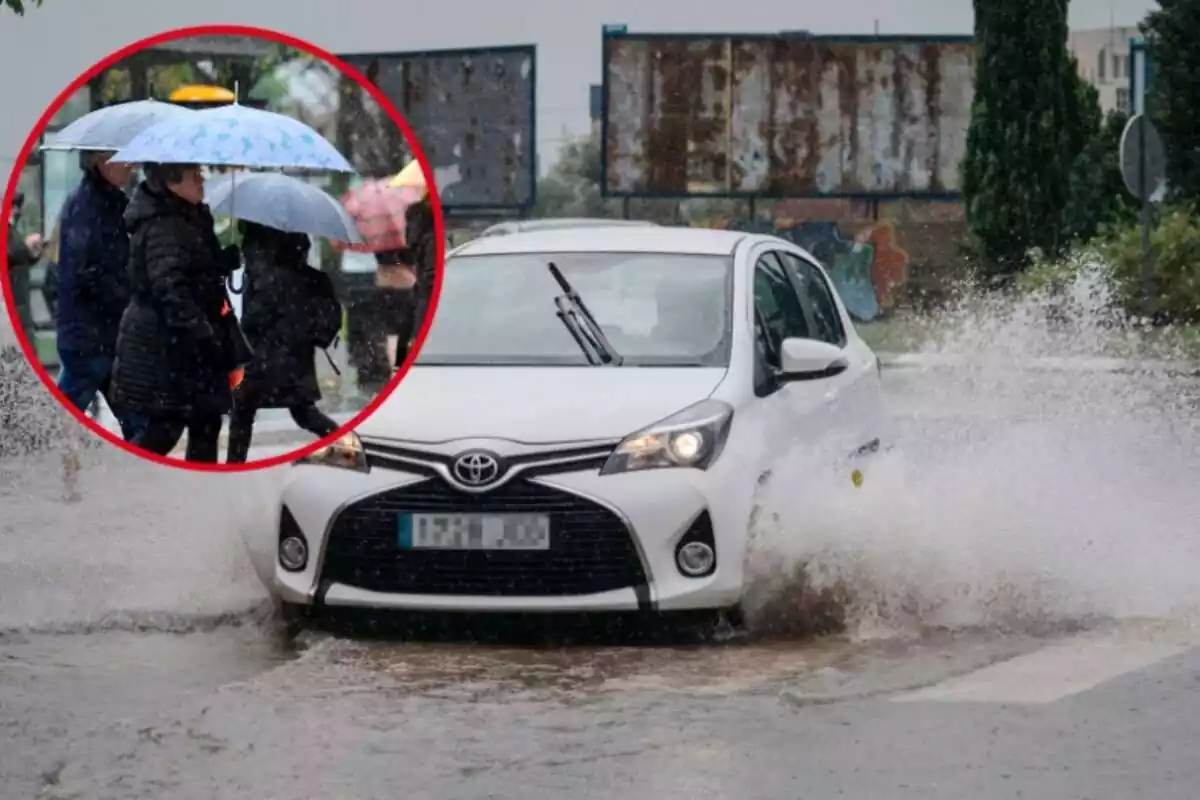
top-left (1, 363), bottom-right (1198, 799)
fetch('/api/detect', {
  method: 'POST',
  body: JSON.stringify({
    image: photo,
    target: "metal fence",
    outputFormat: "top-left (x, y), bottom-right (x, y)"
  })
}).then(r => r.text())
top-left (601, 32), bottom-right (975, 200)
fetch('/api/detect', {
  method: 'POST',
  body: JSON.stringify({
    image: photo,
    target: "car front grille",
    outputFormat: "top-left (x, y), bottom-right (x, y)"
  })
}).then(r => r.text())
top-left (320, 479), bottom-right (648, 597)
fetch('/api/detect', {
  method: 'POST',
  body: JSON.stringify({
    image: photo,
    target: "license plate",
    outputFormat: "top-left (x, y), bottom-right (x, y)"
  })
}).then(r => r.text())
top-left (398, 513), bottom-right (551, 550)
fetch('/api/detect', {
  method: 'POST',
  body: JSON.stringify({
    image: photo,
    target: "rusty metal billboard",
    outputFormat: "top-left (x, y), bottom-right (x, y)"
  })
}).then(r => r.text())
top-left (601, 33), bottom-right (975, 199)
top-left (340, 45), bottom-right (537, 211)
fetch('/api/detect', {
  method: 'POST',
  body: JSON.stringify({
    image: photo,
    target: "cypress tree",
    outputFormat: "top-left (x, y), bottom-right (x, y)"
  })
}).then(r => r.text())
top-left (1142, 0), bottom-right (1200, 203)
top-left (1064, 86), bottom-right (1137, 243)
top-left (962, 0), bottom-right (1087, 277)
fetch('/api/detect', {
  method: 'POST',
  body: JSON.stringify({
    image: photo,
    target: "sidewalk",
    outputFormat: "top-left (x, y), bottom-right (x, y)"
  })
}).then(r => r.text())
top-left (86, 340), bottom-right (382, 460)
top-left (878, 351), bottom-right (1200, 377)
top-left (91, 406), bottom-right (359, 458)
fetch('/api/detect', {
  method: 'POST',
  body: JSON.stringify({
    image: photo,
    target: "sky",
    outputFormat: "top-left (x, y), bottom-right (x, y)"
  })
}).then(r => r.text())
top-left (0, 0), bottom-right (1157, 170)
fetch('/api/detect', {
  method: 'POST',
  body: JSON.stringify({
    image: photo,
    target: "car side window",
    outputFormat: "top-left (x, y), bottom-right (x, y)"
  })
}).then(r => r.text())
top-left (752, 252), bottom-right (810, 366)
top-left (780, 252), bottom-right (847, 348)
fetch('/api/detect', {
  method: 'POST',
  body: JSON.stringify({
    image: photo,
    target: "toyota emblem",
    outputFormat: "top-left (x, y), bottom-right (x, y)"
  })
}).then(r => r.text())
top-left (451, 451), bottom-right (502, 487)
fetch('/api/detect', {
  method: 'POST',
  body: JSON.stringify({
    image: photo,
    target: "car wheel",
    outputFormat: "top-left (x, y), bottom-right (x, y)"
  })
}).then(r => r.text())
top-left (722, 604), bottom-right (747, 630)
top-left (277, 601), bottom-right (311, 638)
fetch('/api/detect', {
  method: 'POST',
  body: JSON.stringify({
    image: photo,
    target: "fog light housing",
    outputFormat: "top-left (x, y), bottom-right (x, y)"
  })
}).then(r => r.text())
top-left (279, 536), bottom-right (308, 572)
top-left (676, 541), bottom-right (715, 577)
top-left (674, 510), bottom-right (717, 578)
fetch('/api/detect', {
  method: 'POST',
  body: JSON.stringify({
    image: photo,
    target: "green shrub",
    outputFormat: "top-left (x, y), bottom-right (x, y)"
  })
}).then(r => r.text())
top-left (1099, 205), bottom-right (1200, 324)
top-left (1015, 247), bottom-right (1098, 295)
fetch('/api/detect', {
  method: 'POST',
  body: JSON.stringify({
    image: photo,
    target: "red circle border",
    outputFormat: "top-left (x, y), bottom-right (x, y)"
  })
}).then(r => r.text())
top-left (0, 23), bottom-right (445, 473)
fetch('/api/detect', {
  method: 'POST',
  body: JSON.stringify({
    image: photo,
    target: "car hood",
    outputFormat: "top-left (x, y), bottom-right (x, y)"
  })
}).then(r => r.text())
top-left (356, 367), bottom-right (728, 444)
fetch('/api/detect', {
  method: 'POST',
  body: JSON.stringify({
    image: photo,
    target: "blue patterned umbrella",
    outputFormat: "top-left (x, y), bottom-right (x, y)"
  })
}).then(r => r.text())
top-left (109, 103), bottom-right (354, 172)
top-left (40, 99), bottom-right (197, 152)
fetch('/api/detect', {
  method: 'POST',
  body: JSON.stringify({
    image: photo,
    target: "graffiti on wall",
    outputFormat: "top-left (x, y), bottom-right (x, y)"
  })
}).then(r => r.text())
top-left (716, 217), bottom-right (910, 322)
top-left (787, 220), bottom-right (910, 322)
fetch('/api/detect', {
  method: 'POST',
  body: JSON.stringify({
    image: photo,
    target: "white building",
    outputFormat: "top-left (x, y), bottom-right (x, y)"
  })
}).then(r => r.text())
top-left (1068, 26), bottom-right (1140, 115)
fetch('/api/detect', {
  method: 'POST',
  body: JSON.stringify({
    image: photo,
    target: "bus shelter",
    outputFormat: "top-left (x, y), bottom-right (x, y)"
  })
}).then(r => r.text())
top-left (15, 37), bottom-right (280, 364)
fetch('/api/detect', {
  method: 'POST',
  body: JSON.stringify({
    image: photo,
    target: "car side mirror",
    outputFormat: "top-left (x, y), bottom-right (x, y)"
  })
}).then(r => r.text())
top-left (777, 337), bottom-right (848, 381)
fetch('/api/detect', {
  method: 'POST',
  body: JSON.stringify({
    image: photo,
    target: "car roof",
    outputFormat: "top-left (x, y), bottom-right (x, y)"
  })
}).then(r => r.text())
top-left (480, 218), bottom-right (659, 236)
top-left (453, 225), bottom-right (750, 257)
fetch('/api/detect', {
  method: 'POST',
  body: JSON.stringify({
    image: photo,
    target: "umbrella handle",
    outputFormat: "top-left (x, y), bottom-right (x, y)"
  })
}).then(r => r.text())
top-left (322, 348), bottom-right (342, 377)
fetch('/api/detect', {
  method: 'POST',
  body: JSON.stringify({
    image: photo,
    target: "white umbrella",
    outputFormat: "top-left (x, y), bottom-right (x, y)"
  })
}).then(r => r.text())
top-left (41, 99), bottom-right (197, 152)
top-left (205, 171), bottom-right (363, 244)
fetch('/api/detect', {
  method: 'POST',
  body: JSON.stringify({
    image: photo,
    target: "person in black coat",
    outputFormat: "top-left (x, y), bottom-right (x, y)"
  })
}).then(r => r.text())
top-left (6, 191), bottom-right (43, 336)
top-left (226, 222), bottom-right (342, 463)
top-left (390, 194), bottom-right (438, 369)
top-left (110, 163), bottom-right (251, 462)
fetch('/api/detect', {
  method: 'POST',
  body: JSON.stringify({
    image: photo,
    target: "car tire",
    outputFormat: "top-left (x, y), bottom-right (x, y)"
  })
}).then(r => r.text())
top-left (277, 601), bottom-right (311, 637)
top-left (722, 604), bottom-right (747, 630)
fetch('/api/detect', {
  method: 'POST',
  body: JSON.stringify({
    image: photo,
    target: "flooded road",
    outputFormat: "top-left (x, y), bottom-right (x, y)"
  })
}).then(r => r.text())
top-left (6, 621), bottom-right (1200, 799)
top-left (3, 355), bottom-right (1200, 798)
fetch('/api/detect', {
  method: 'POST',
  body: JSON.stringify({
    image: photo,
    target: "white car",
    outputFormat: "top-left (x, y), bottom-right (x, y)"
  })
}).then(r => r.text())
top-left (480, 218), bottom-right (659, 237)
top-left (272, 225), bottom-right (885, 627)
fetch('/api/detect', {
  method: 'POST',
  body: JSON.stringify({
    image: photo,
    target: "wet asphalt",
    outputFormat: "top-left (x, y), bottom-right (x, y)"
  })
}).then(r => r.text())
top-left (4, 624), bottom-right (1199, 799)
top-left (2, 365), bottom-right (1199, 799)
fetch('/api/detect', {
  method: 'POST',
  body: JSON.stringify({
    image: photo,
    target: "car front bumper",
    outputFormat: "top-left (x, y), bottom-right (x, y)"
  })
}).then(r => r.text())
top-left (272, 438), bottom-right (757, 614)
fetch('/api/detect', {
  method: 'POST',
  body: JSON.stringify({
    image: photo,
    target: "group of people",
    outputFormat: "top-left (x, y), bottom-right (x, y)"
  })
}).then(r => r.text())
top-left (47, 153), bottom-right (434, 463)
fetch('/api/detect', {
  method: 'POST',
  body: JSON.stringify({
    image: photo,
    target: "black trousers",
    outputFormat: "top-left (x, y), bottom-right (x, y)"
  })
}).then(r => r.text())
top-left (393, 290), bottom-right (430, 368)
top-left (226, 401), bottom-right (339, 463)
top-left (134, 414), bottom-right (223, 462)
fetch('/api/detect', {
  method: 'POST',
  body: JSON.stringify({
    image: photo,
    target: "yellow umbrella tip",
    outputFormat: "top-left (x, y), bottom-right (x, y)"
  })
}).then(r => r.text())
top-left (388, 160), bottom-right (427, 190)
top-left (169, 84), bottom-right (237, 104)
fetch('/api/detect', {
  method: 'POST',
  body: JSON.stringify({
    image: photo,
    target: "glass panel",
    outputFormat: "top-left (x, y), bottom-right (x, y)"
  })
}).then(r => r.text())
top-left (13, 163), bottom-right (43, 239)
top-left (96, 67), bottom-right (133, 106)
top-left (41, 150), bottom-right (84, 236)
top-left (753, 252), bottom-right (811, 348)
top-left (49, 86), bottom-right (92, 127)
top-left (420, 252), bottom-right (733, 367)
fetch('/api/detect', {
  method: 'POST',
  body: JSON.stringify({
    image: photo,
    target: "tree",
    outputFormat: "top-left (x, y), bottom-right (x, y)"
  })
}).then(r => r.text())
top-left (3, 0), bottom-right (41, 13)
top-left (1142, 0), bottom-right (1200, 203)
top-left (962, 0), bottom-right (1092, 278)
top-left (532, 131), bottom-right (731, 223)
top-left (532, 134), bottom-right (618, 218)
top-left (1063, 86), bottom-right (1138, 243)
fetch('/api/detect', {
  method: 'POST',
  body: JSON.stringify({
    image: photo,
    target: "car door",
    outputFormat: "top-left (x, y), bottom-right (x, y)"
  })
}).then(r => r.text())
top-left (748, 248), bottom-right (847, 477)
top-left (776, 249), bottom-right (884, 458)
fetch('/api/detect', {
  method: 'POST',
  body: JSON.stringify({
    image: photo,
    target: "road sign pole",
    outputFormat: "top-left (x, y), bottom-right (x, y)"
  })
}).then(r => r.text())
top-left (1131, 37), bottom-right (1154, 310)
top-left (1138, 114), bottom-right (1153, 309)
top-left (1121, 112), bottom-right (1165, 317)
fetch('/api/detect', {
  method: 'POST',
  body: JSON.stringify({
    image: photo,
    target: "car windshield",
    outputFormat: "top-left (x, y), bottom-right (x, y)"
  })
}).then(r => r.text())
top-left (417, 251), bottom-right (733, 367)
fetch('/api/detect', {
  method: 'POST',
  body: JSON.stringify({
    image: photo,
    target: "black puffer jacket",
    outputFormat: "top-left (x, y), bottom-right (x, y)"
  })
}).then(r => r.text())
top-left (236, 226), bottom-right (341, 408)
top-left (110, 181), bottom-right (249, 418)
top-left (404, 197), bottom-right (437, 332)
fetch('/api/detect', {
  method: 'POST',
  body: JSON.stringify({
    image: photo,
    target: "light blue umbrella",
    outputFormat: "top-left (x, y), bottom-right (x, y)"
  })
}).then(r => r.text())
top-left (109, 103), bottom-right (355, 172)
top-left (205, 171), bottom-right (363, 244)
top-left (40, 99), bottom-right (197, 152)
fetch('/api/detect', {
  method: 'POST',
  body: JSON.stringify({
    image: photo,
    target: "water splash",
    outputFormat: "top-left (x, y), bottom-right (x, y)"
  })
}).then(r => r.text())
top-left (5, 260), bottom-right (1199, 642)
top-left (745, 266), bottom-right (1200, 640)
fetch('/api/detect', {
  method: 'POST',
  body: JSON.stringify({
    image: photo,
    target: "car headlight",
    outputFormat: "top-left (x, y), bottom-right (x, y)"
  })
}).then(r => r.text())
top-left (601, 399), bottom-right (733, 476)
top-left (296, 431), bottom-right (369, 473)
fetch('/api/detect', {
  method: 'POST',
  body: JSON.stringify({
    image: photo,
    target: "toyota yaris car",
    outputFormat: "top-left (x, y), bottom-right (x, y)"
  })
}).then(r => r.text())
top-left (272, 225), bottom-right (884, 627)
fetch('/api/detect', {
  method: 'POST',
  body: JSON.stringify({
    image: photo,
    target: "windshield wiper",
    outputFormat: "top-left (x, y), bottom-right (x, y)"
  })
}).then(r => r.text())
top-left (548, 262), bottom-right (624, 366)
top-left (553, 295), bottom-right (602, 366)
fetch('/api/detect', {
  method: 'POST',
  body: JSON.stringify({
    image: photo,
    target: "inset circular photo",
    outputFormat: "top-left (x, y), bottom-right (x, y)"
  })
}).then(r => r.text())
top-left (1, 24), bottom-right (443, 471)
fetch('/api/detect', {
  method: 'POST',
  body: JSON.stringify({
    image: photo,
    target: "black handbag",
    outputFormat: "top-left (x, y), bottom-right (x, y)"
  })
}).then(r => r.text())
top-left (219, 310), bottom-right (256, 371)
